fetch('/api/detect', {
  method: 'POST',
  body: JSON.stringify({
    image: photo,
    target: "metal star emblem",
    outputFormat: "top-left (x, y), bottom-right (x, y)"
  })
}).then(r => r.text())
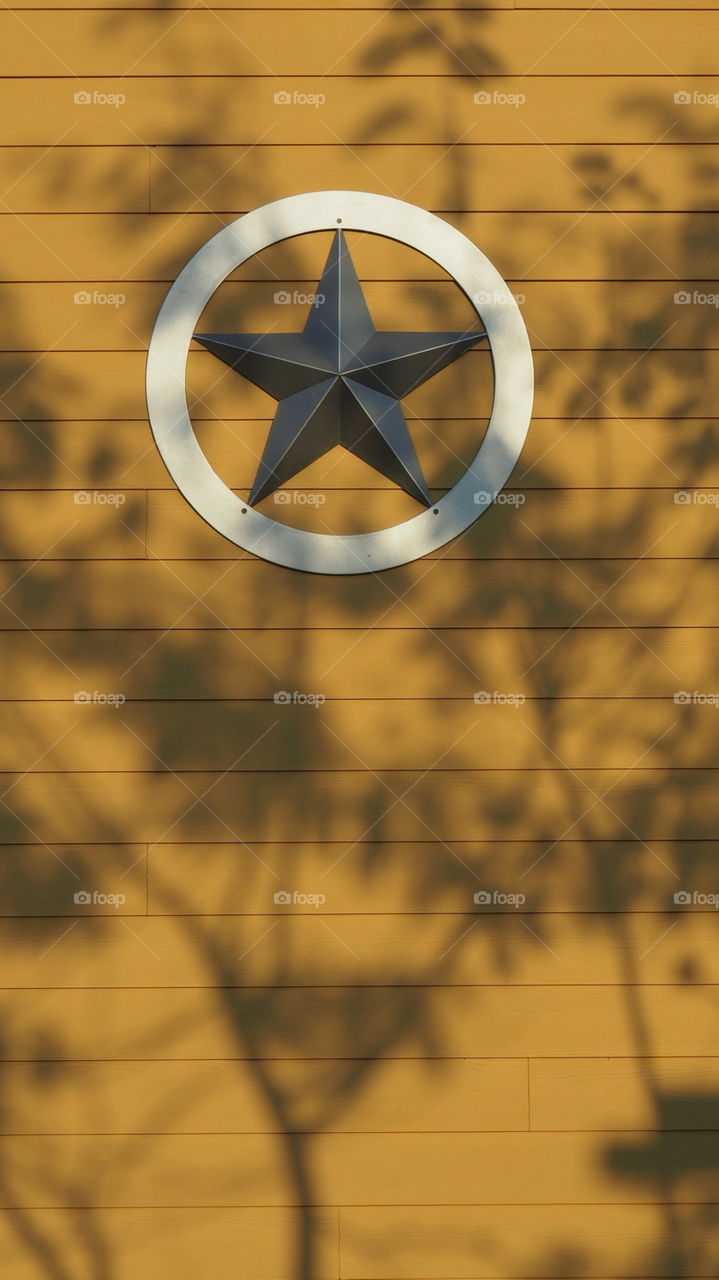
top-left (194, 229), bottom-right (488, 507)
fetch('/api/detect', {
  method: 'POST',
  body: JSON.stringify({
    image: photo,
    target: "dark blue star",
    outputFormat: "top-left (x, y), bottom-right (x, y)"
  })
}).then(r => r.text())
top-left (194, 229), bottom-right (487, 507)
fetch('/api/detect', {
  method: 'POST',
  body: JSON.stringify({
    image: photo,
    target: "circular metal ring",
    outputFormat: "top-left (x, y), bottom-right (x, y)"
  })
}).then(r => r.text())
top-left (146, 191), bottom-right (533, 575)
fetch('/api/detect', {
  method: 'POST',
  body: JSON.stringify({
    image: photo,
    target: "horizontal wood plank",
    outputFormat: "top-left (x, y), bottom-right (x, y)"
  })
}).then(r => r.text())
top-left (8, 0), bottom-right (509, 7)
top-left (0, 843), bottom-right (145, 916)
top-left (0, 12), bottom-right (716, 77)
top-left (0, 913), bottom-right (714, 989)
top-left (3, 76), bottom-right (717, 146)
top-left (530, 1057), bottom-right (719, 1132)
top-left (1, 698), bottom-right (718, 772)
top-left (0, 1207), bottom-right (337, 1280)
top-left (522, 0), bottom-right (719, 5)
top-left (1, 145), bottom-right (716, 214)
top-left (0, 1057), bottom-right (528, 1134)
top-left (2, 419), bottom-right (717, 491)
top-left (0, 147), bottom-right (148, 213)
top-left (146, 488), bottom-right (719, 560)
top-left (1, 627), bottom-right (715, 699)
top-left (0, 984), bottom-right (716, 1059)
top-left (1, 559), bottom-right (716, 629)
top-left (0, 1129), bottom-right (716, 1206)
top-left (520, 0), bottom-right (719, 6)
top-left (0, 768), bottom-right (716, 844)
top-left (0, 490), bottom-right (144, 559)
top-left (341, 1203), bottom-right (717, 1278)
top-left (150, 144), bottom-right (719, 215)
top-left (146, 839), bottom-right (718, 917)
top-left (2, 486), bottom-right (718, 561)
top-left (0, 838), bottom-right (710, 918)
top-left (0, 212), bottom-right (711, 283)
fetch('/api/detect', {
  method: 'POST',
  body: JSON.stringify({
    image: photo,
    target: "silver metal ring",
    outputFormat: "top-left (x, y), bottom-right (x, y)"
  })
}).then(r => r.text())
top-left (146, 191), bottom-right (533, 575)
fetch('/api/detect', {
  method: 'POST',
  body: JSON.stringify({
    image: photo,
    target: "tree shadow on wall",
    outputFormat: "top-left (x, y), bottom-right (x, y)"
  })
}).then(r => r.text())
top-left (1, 6), bottom-right (719, 1279)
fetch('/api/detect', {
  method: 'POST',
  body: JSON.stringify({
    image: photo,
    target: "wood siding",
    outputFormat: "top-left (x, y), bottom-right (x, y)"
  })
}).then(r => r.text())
top-left (1, 3), bottom-right (718, 1278)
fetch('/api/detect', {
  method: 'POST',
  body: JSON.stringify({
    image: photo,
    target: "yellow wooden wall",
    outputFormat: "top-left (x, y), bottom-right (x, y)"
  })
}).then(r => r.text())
top-left (1, 1), bottom-right (718, 1276)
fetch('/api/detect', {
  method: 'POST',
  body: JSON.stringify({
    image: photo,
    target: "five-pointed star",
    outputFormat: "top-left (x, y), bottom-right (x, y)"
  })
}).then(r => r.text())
top-left (194, 229), bottom-right (488, 507)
